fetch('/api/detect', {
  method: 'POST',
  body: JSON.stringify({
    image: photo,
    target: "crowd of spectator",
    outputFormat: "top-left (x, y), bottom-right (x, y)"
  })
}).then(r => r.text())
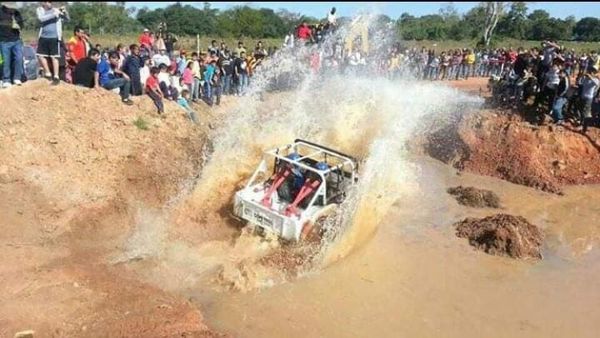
top-left (1, 2), bottom-right (599, 131)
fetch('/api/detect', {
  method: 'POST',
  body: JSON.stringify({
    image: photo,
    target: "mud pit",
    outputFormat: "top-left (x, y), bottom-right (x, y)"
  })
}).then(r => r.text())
top-left (455, 214), bottom-right (544, 260)
top-left (447, 186), bottom-right (501, 208)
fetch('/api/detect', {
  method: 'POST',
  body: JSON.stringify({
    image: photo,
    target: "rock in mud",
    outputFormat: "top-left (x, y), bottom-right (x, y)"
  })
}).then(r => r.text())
top-left (454, 214), bottom-right (544, 260)
top-left (447, 186), bottom-right (500, 208)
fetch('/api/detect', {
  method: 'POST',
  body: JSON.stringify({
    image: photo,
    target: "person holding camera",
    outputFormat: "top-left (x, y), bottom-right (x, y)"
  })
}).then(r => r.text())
top-left (36, 1), bottom-right (69, 85)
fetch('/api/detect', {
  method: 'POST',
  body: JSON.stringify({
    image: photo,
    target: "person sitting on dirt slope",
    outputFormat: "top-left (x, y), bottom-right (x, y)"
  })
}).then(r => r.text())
top-left (72, 48), bottom-right (100, 89)
top-left (157, 62), bottom-right (177, 100)
top-left (146, 66), bottom-right (164, 115)
top-left (176, 89), bottom-right (198, 124)
top-left (97, 51), bottom-right (134, 105)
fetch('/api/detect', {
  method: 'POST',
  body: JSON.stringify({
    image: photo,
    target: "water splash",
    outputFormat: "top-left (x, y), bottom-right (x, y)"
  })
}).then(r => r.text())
top-left (119, 13), bottom-right (484, 293)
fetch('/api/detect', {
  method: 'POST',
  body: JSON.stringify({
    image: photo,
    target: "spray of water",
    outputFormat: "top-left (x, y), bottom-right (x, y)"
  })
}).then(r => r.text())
top-left (118, 12), bottom-right (483, 292)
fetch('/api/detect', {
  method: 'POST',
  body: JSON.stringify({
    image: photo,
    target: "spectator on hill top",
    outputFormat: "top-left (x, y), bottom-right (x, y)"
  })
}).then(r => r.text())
top-left (139, 57), bottom-right (150, 90)
top-left (116, 43), bottom-right (127, 70)
top-left (123, 44), bottom-right (143, 96)
top-left (233, 51), bottom-right (248, 96)
top-left (139, 28), bottom-right (152, 53)
top-left (211, 66), bottom-right (223, 106)
top-left (152, 48), bottom-right (170, 68)
top-left (36, 1), bottom-right (69, 85)
top-left (164, 32), bottom-right (176, 56)
top-left (235, 41), bottom-right (246, 56)
top-left (182, 60), bottom-right (193, 94)
top-left (297, 21), bottom-right (313, 44)
top-left (0, 1), bottom-right (24, 88)
top-left (551, 68), bottom-right (570, 125)
top-left (221, 50), bottom-right (233, 95)
top-left (327, 7), bottom-right (337, 27)
top-left (579, 68), bottom-right (600, 133)
top-left (72, 48), bottom-right (100, 89)
top-left (157, 62), bottom-right (177, 100)
top-left (254, 40), bottom-right (267, 61)
top-left (190, 52), bottom-right (201, 102)
top-left (97, 51), bottom-right (134, 105)
top-left (67, 26), bottom-right (90, 68)
top-left (208, 39), bottom-right (218, 55)
top-left (203, 58), bottom-right (216, 104)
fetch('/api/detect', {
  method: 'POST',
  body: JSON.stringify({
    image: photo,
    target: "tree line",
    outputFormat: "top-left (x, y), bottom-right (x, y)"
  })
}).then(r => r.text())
top-left (14, 2), bottom-right (600, 43)
top-left (399, 2), bottom-right (600, 44)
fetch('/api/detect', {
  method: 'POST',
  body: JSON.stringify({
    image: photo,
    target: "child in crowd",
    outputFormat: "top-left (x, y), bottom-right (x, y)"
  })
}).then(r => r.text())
top-left (140, 58), bottom-right (151, 91)
top-left (211, 66), bottom-right (223, 106)
top-left (158, 63), bottom-right (178, 100)
top-left (146, 66), bottom-right (164, 115)
top-left (182, 60), bottom-right (194, 94)
top-left (177, 89), bottom-right (199, 124)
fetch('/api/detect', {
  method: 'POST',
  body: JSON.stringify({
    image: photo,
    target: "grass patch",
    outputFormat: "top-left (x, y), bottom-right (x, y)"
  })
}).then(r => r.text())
top-left (133, 116), bottom-right (149, 130)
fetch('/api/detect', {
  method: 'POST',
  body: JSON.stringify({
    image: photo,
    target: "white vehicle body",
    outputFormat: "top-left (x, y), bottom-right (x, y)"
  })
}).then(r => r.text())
top-left (233, 139), bottom-right (358, 241)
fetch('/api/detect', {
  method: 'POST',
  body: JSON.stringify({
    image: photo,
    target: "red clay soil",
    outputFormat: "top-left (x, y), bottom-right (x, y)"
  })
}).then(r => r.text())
top-left (0, 80), bottom-right (225, 337)
top-left (433, 77), bottom-right (600, 194)
top-left (455, 214), bottom-right (544, 260)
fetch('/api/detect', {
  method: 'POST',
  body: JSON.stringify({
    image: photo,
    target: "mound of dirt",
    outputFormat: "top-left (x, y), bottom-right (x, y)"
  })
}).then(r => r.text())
top-left (447, 186), bottom-right (501, 208)
top-left (421, 109), bottom-right (600, 194)
top-left (454, 214), bottom-right (544, 260)
top-left (0, 80), bottom-right (222, 336)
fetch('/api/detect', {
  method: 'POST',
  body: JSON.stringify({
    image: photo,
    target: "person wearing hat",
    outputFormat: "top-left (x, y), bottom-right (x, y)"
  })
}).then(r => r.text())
top-left (0, 1), bottom-right (24, 88)
top-left (139, 28), bottom-right (152, 54)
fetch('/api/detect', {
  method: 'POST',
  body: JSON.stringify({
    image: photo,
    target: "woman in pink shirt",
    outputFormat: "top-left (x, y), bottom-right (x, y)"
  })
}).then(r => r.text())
top-left (182, 60), bottom-right (194, 94)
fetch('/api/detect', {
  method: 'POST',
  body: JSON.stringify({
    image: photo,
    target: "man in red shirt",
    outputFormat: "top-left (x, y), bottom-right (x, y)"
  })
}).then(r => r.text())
top-left (66, 26), bottom-right (90, 83)
top-left (139, 28), bottom-right (152, 53)
top-left (297, 22), bottom-right (313, 44)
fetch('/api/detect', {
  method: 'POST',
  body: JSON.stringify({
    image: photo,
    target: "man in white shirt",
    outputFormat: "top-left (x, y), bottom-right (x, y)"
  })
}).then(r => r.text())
top-left (152, 48), bottom-right (170, 68)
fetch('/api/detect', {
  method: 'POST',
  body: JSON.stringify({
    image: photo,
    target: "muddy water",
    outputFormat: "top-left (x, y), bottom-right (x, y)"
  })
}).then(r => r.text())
top-left (198, 156), bottom-right (600, 338)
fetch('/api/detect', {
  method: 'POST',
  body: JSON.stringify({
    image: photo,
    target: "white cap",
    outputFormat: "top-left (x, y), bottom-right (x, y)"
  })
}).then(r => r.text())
top-left (143, 28), bottom-right (149, 32)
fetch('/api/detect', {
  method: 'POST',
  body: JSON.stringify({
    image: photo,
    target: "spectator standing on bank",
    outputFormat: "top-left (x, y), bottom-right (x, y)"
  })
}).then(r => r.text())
top-left (0, 1), bottom-right (24, 88)
top-left (36, 1), bottom-right (69, 85)
top-left (123, 44), bottom-right (143, 96)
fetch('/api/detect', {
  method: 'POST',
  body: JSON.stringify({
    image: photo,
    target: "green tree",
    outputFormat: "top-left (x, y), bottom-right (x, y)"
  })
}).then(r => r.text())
top-left (497, 2), bottom-right (528, 39)
top-left (574, 17), bottom-right (600, 41)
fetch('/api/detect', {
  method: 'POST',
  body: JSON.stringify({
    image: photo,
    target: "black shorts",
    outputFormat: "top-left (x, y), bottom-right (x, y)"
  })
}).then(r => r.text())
top-left (37, 37), bottom-right (60, 58)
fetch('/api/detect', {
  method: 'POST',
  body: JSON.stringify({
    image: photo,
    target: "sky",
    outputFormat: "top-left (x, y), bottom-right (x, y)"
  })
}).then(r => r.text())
top-left (123, 1), bottom-right (600, 20)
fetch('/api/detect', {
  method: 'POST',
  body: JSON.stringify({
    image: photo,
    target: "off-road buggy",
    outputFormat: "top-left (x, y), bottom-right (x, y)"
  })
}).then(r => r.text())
top-left (233, 139), bottom-right (358, 241)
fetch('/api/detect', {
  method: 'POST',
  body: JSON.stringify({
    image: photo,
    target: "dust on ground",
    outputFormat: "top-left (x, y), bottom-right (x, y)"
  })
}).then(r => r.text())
top-left (455, 214), bottom-right (544, 260)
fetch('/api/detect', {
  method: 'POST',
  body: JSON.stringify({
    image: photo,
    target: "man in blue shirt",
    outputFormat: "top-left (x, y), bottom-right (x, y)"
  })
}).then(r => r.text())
top-left (203, 59), bottom-right (216, 103)
top-left (97, 51), bottom-right (134, 105)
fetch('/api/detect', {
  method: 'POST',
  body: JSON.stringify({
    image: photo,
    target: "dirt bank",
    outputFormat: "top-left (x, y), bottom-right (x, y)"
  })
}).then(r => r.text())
top-left (447, 186), bottom-right (501, 208)
top-left (420, 105), bottom-right (600, 194)
top-left (0, 80), bottom-right (224, 337)
top-left (455, 214), bottom-right (544, 260)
